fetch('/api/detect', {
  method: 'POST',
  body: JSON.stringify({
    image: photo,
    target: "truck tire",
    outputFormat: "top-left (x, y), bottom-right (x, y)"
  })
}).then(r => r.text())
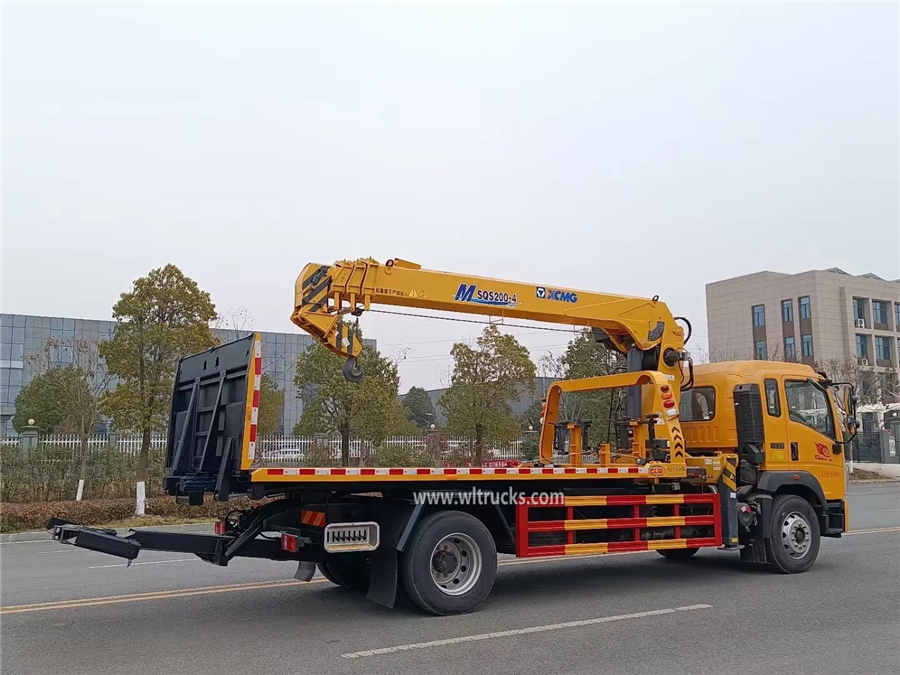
top-left (764, 494), bottom-right (820, 574)
top-left (400, 510), bottom-right (497, 616)
top-left (317, 555), bottom-right (370, 592)
top-left (657, 547), bottom-right (700, 560)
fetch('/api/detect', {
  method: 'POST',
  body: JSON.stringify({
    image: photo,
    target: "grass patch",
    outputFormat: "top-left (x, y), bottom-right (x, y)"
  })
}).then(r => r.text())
top-left (93, 515), bottom-right (215, 530)
top-left (0, 495), bottom-right (262, 533)
top-left (850, 468), bottom-right (893, 481)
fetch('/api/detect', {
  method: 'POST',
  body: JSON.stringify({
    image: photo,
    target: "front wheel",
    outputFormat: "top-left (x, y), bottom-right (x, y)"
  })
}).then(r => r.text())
top-left (400, 510), bottom-right (497, 616)
top-left (764, 494), bottom-right (821, 574)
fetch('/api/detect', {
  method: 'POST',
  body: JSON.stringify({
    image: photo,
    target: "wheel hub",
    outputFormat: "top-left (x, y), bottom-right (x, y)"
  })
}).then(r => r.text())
top-left (429, 533), bottom-right (483, 596)
top-left (781, 512), bottom-right (812, 558)
top-left (432, 549), bottom-right (458, 575)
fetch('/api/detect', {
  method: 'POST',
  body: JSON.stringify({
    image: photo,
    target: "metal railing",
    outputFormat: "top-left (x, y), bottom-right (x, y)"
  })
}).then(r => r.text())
top-left (852, 432), bottom-right (883, 463)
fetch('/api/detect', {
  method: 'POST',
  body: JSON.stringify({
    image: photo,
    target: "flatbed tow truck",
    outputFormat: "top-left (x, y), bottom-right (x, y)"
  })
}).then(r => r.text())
top-left (47, 258), bottom-right (858, 615)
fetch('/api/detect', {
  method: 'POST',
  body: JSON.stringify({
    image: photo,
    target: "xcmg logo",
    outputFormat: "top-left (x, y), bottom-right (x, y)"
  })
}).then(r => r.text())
top-left (454, 284), bottom-right (518, 307)
top-left (536, 286), bottom-right (578, 303)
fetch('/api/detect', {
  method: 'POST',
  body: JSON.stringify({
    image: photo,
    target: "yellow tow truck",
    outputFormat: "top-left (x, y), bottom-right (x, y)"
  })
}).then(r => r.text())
top-left (47, 258), bottom-right (858, 616)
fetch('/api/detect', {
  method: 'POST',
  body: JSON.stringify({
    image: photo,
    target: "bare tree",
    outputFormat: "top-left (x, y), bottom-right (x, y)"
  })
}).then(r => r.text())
top-left (820, 358), bottom-right (881, 405)
top-left (215, 305), bottom-right (255, 334)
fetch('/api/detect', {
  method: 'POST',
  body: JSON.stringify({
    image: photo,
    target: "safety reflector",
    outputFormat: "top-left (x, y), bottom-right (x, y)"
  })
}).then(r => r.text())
top-left (214, 520), bottom-right (227, 536)
top-left (281, 533), bottom-right (299, 553)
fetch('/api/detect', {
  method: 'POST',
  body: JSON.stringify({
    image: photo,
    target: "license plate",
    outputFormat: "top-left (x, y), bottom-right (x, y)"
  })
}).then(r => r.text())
top-left (323, 522), bottom-right (380, 552)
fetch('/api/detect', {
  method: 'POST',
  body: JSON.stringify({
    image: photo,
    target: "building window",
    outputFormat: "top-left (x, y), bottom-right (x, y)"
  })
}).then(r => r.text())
top-left (799, 296), bottom-right (811, 320)
top-left (801, 334), bottom-right (813, 357)
top-left (853, 297), bottom-right (867, 326)
top-left (875, 336), bottom-right (892, 361)
top-left (752, 305), bottom-right (765, 327)
top-left (782, 300), bottom-right (793, 323)
top-left (755, 340), bottom-right (768, 360)
top-left (873, 300), bottom-right (888, 325)
top-left (764, 378), bottom-right (781, 417)
top-left (856, 334), bottom-right (869, 360)
top-left (784, 336), bottom-right (795, 359)
top-left (895, 303), bottom-right (900, 330)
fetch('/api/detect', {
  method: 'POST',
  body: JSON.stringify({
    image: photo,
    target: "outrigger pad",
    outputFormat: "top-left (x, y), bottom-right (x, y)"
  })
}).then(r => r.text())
top-left (293, 561), bottom-right (316, 582)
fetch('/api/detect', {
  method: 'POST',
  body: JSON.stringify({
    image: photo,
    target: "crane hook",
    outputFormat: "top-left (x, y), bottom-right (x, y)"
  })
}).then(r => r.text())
top-left (343, 356), bottom-right (364, 383)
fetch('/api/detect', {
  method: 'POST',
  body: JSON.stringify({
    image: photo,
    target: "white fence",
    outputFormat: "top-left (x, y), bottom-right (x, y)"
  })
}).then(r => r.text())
top-left (0, 434), bottom-right (166, 456)
top-left (0, 434), bottom-right (528, 463)
top-left (256, 435), bottom-right (525, 463)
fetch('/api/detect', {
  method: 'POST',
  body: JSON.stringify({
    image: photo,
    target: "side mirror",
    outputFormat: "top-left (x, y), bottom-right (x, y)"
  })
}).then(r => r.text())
top-left (843, 416), bottom-right (859, 444)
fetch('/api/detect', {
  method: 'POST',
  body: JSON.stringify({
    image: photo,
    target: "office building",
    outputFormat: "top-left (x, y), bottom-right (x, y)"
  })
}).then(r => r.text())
top-left (706, 267), bottom-right (900, 403)
top-left (0, 313), bottom-right (375, 436)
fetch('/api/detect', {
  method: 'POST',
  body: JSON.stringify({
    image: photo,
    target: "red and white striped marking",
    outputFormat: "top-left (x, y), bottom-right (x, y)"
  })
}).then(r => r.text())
top-left (264, 466), bottom-right (649, 477)
top-left (247, 338), bottom-right (262, 462)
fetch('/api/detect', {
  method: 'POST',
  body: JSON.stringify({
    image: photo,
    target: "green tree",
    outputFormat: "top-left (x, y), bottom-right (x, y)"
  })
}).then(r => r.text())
top-left (520, 397), bottom-right (543, 432)
top-left (293, 323), bottom-right (414, 465)
top-left (99, 264), bottom-right (218, 514)
top-left (257, 373), bottom-right (284, 436)
top-left (539, 330), bottom-right (624, 444)
top-left (15, 338), bottom-right (113, 500)
top-left (12, 370), bottom-right (70, 434)
top-left (402, 386), bottom-right (436, 429)
top-left (439, 325), bottom-right (535, 465)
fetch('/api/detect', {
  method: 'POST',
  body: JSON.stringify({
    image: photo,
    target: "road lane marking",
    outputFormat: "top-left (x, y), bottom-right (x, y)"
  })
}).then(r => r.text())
top-left (89, 558), bottom-right (197, 569)
top-left (5, 526), bottom-right (898, 615)
top-left (844, 526), bottom-right (900, 535)
top-left (341, 604), bottom-right (714, 659)
top-left (39, 549), bottom-right (84, 554)
top-left (0, 554), bottom-right (639, 615)
top-left (0, 579), bottom-right (330, 614)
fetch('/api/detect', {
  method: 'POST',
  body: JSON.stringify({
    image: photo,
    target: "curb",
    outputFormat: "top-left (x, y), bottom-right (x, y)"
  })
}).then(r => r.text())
top-left (850, 478), bottom-right (900, 484)
top-left (0, 522), bottom-right (214, 543)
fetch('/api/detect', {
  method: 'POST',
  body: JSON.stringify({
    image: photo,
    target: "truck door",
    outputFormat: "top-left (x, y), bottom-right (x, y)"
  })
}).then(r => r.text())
top-left (761, 378), bottom-right (789, 469)
top-left (782, 377), bottom-right (843, 489)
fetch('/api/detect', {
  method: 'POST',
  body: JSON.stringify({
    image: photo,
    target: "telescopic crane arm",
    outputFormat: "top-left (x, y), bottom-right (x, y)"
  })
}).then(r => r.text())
top-left (291, 257), bottom-right (690, 388)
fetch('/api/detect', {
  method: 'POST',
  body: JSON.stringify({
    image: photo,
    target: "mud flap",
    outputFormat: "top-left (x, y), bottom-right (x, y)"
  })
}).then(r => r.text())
top-left (365, 548), bottom-right (399, 609)
top-left (293, 561), bottom-right (317, 582)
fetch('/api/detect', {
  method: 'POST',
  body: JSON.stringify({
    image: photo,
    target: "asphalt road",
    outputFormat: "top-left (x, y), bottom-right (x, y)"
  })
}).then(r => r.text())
top-left (2, 483), bottom-right (898, 675)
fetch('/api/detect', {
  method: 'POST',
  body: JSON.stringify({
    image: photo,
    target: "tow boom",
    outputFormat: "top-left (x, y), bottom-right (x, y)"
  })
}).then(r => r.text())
top-left (291, 257), bottom-right (689, 387)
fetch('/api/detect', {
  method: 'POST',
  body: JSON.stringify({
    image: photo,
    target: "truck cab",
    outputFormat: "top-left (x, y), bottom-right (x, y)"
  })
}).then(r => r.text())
top-left (681, 360), bottom-right (855, 561)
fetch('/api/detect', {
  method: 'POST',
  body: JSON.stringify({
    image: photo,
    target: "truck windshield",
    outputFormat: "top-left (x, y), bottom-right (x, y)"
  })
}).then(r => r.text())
top-left (679, 386), bottom-right (716, 421)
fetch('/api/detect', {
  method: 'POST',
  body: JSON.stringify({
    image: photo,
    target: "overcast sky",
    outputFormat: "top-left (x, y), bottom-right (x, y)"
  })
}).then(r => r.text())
top-left (3, 2), bottom-right (898, 391)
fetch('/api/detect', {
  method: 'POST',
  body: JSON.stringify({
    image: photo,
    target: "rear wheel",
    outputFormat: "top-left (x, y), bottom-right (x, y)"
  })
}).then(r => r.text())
top-left (317, 554), bottom-right (370, 592)
top-left (764, 494), bottom-right (820, 574)
top-left (400, 510), bottom-right (497, 616)
top-left (657, 547), bottom-right (700, 560)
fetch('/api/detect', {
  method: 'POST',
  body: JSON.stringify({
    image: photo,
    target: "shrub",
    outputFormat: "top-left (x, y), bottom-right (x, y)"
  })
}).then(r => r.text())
top-left (444, 442), bottom-right (473, 466)
top-left (373, 443), bottom-right (434, 467)
top-left (521, 435), bottom-right (540, 461)
top-left (300, 440), bottom-right (340, 467)
top-left (0, 495), bottom-right (262, 533)
top-left (0, 442), bottom-right (168, 503)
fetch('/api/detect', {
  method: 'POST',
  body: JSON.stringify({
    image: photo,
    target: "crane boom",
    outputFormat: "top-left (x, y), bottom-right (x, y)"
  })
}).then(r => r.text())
top-left (291, 257), bottom-right (689, 387)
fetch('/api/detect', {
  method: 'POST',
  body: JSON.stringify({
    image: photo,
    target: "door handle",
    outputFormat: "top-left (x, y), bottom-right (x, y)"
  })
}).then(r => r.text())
top-left (791, 442), bottom-right (799, 461)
